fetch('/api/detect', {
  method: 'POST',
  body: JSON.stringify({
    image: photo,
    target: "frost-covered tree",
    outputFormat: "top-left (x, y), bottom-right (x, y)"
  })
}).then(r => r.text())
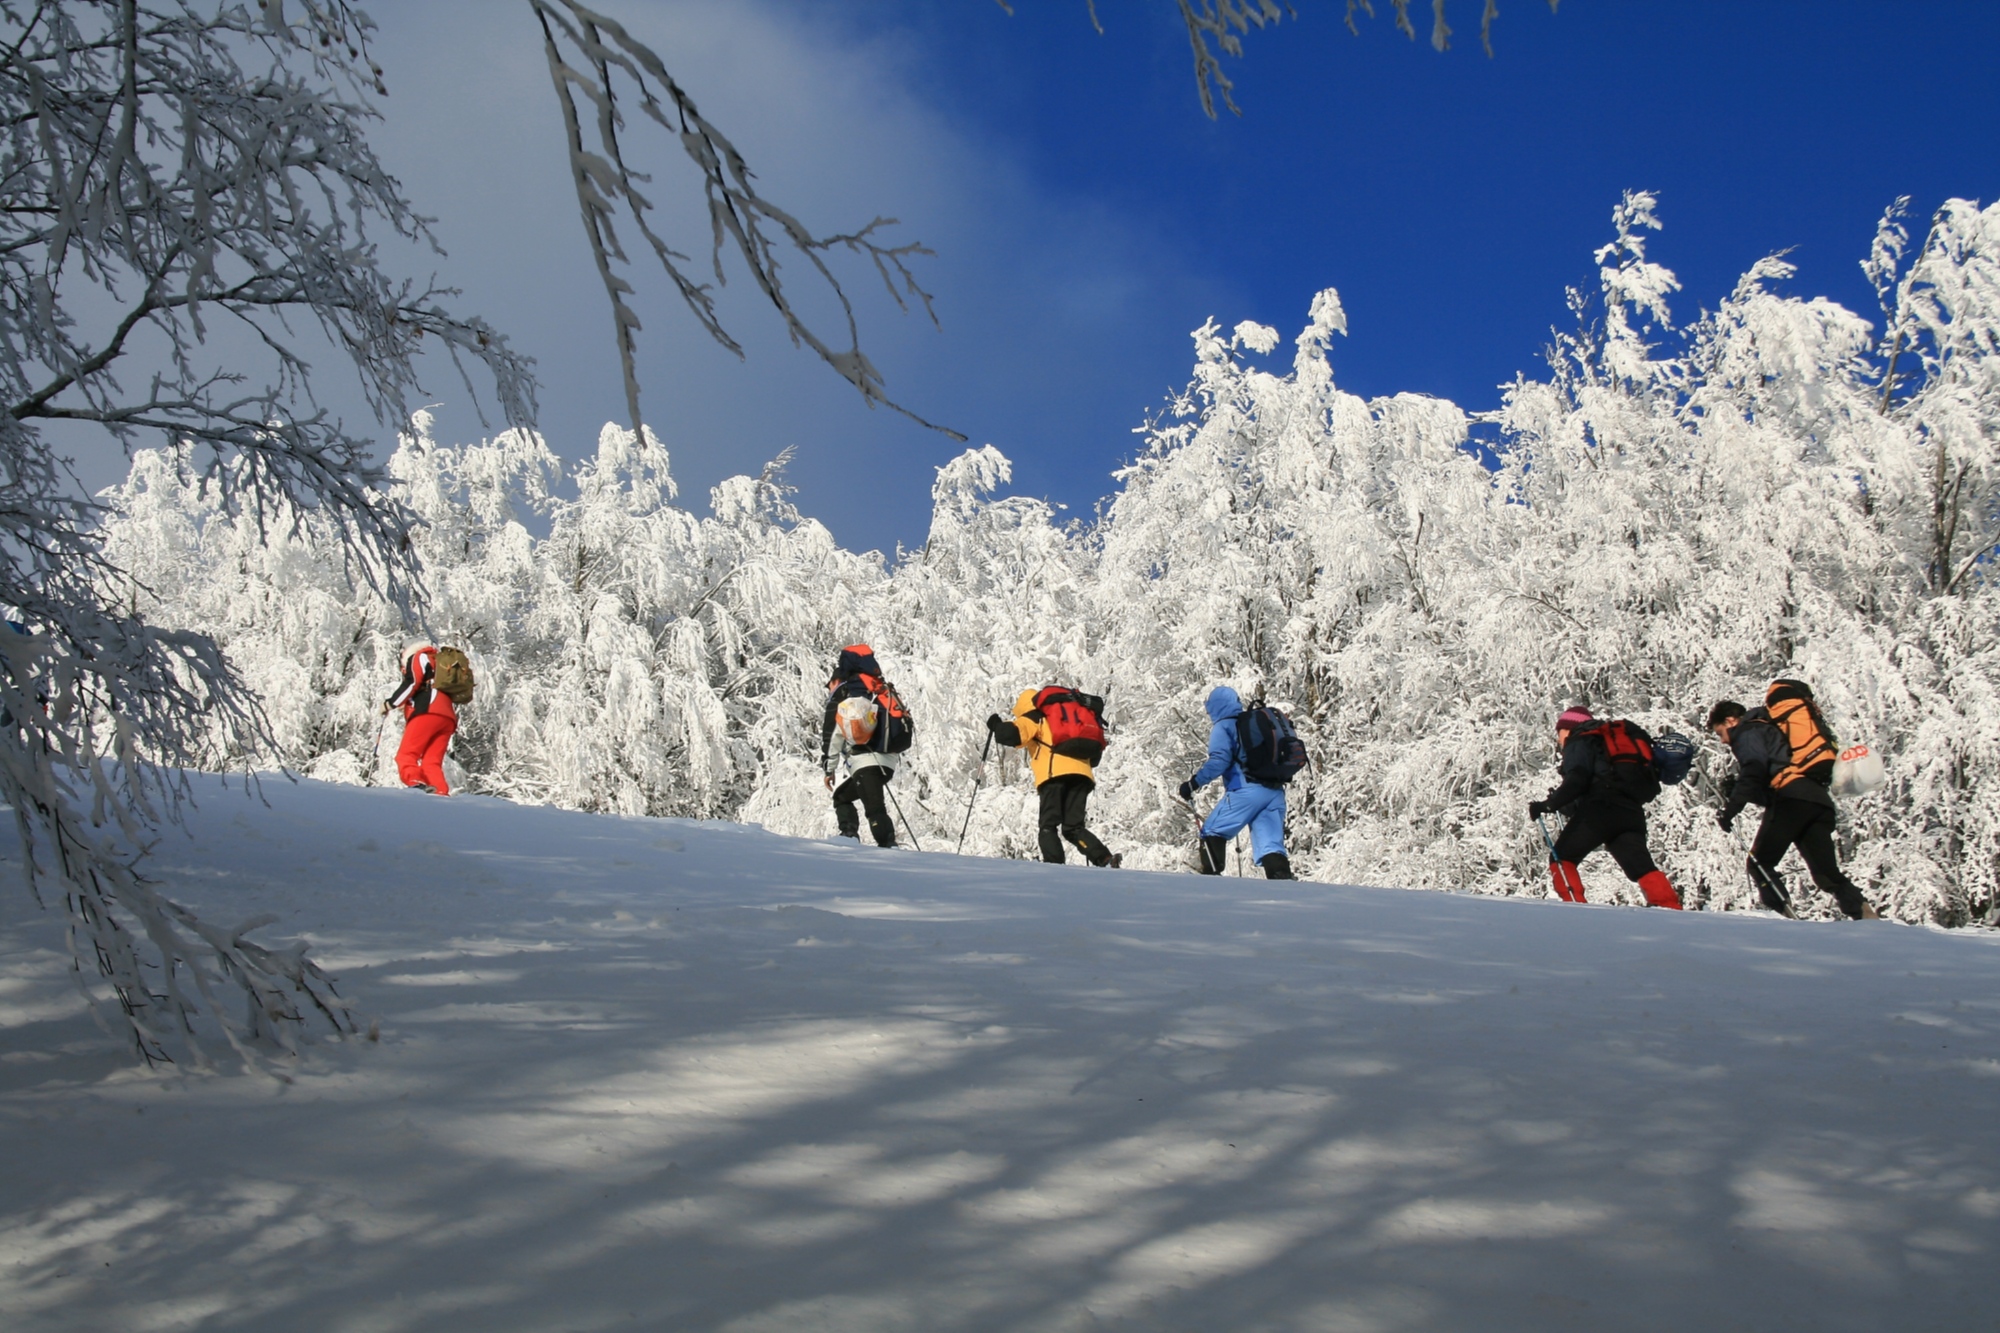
top-left (94, 192), bottom-right (2000, 927)
top-left (1, 0), bottom-right (533, 1064)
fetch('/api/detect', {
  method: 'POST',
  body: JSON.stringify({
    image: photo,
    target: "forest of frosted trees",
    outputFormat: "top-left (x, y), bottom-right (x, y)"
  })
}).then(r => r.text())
top-left (99, 194), bottom-right (2000, 925)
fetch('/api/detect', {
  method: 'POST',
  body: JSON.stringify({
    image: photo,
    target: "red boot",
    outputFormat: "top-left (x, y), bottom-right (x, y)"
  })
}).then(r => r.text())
top-left (1549, 860), bottom-right (1588, 903)
top-left (1637, 869), bottom-right (1682, 910)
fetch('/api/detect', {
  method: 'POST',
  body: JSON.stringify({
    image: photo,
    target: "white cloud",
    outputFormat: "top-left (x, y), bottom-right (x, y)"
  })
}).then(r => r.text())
top-left (361, 1), bottom-right (1232, 551)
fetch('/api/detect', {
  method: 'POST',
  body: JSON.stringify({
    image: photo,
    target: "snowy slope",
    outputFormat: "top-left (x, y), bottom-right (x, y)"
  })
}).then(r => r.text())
top-left (2, 778), bottom-right (1998, 1332)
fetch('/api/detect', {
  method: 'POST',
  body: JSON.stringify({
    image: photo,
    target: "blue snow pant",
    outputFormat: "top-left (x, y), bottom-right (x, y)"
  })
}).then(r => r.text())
top-left (1201, 783), bottom-right (1287, 864)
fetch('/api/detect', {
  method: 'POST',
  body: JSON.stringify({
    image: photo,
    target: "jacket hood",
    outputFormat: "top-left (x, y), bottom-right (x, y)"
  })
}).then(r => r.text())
top-left (1205, 686), bottom-right (1241, 722)
top-left (1013, 688), bottom-right (1040, 718)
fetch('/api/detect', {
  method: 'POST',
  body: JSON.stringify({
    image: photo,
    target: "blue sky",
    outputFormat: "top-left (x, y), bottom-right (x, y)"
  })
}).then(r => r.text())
top-left (358, 1), bottom-right (2000, 555)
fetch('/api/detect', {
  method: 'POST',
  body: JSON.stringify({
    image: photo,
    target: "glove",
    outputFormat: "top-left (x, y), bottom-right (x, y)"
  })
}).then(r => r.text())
top-left (1716, 809), bottom-right (1734, 834)
top-left (379, 699), bottom-right (392, 716)
top-left (1527, 800), bottom-right (1550, 821)
top-left (985, 713), bottom-right (1005, 733)
top-left (1177, 779), bottom-right (1196, 803)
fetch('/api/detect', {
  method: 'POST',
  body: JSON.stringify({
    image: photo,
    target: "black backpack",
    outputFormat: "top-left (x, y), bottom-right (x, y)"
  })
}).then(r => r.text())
top-left (1236, 701), bottom-right (1308, 786)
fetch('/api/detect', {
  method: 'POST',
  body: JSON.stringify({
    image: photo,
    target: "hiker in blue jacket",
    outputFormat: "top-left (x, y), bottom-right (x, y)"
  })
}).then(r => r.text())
top-left (1176, 685), bottom-right (1294, 879)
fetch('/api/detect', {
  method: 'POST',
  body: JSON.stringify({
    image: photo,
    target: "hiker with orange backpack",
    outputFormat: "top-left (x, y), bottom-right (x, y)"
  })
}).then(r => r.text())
top-left (986, 686), bottom-right (1120, 867)
top-left (820, 644), bottom-right (913, 847)
top-left (381, 644), bottom-right (474, 795)
top-left (1707, 682), bottom-right (1880, 919)
top-left (1526, 706), bottom-right (1682, 909)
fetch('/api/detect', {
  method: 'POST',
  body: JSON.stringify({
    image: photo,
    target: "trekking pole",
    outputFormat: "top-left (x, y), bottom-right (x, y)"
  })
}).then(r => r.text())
top-left (1536, 813), bottom-right (1575, 902)
top-left (956, 730), bottom-right (994, 854)
top-left (372, 711), bottom-right (388, 759)
top-left (1176, 788), bottom-right (1224, 874)
top-left (885, 780), bottom-right (924, 853)
top-left (1742, 843), bottom-right (1797, 918)
top-left (1534, 813), bottom-right (1559, 861)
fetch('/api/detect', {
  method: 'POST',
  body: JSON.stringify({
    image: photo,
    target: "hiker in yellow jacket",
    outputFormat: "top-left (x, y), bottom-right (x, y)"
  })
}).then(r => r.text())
top-left (986, 687), bottom-right (1120, 867)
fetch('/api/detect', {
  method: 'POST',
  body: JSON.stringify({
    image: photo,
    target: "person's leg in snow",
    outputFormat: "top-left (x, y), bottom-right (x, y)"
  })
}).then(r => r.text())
top-left (396, 711), bottom-right (455, 795)
top-left (1552, 800), bottom-right (1680, 904)
top-left (832, 788), bottom-right (861, 840)
top-left (417, 714), bottom-right (455, 795)
top-left (854, 768), bottom-right (897, 848)
top-left (1551, 801), bottom-right (1678, 907)
top-left (1601, 826), bottom-right (1680, 909)
top-left (1754, 798), bottom-right (1875, 919)
top-left (1038, 775), bottom-right (1115, 866)
top-left (1548, 808), bottom-right (1609, 903)
top-left (832, 768), bottom-right (897, 847)
top-left (1246, 786), bottom-right (1291, 879)
top-left (1202, 784), bottom-right (1289, 877)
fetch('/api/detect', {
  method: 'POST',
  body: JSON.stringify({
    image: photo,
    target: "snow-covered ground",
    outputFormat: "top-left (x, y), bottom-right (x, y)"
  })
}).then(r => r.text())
top-left (2, 779), bottom-right (1997, 1332)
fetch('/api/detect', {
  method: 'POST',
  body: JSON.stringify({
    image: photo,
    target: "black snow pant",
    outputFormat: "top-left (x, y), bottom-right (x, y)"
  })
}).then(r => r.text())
top-left (1551, 800), bottom-right (1658, 881)
top-left (833, 767), bottom-right (897, 847)
top-left (1038, 775), bottom-right (1113, 866)
top-left (1751, 796), bottom-right (1867, 918)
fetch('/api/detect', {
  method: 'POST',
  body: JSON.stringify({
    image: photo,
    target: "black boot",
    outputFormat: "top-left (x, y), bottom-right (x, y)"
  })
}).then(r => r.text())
top-left (1259, 852), bottom-right (1295, 881)
top-left (1198, 836), bottom-right (1229, 875)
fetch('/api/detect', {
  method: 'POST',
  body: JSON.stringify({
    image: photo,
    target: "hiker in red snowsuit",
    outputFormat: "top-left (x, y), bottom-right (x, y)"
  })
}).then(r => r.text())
top-left (382, 645), bottom-right (455, 795)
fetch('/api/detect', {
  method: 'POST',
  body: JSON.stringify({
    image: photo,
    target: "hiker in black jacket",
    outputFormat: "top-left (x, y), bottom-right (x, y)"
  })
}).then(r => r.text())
top-left (1527, 706), bottom-right (1682, 909)
top-left (1708, 690), bottom-right (1878, 919)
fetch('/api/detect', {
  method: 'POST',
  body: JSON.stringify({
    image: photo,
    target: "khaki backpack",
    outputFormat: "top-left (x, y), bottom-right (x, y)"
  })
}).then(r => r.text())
top-left (433, 646), bottom-right (476, 705)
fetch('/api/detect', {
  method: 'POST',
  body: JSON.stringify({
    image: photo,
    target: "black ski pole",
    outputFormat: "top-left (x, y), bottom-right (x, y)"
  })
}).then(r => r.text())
top-left (1743, 845), bottom-right (1796, 918)
top-left (885, 779), bottom-right (924, 852)
top-left (1177, 787), bottom-right (1225, 874)
top-left (956, 730), bottom-right (994, 854)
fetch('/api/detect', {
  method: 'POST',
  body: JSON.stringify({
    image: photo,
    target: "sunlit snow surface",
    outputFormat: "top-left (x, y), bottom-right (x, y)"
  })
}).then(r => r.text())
top-left (2, 777), bottom-right (1997, 1331)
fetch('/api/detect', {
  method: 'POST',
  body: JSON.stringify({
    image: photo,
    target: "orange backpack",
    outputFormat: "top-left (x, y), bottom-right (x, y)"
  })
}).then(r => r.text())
top-left (1766, 680), bottom-right (1836, 790)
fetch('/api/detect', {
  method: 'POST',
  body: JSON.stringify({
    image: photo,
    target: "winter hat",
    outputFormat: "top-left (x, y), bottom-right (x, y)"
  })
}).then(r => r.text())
top-left (1556, 705), bottom-right (1594, 731)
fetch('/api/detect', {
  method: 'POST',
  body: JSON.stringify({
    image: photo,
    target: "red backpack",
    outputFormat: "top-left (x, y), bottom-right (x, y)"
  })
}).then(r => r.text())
top-left (1594, 719), bottom-right (1661, 804)
top-left (1031, 687), bottom-right (1107, 763)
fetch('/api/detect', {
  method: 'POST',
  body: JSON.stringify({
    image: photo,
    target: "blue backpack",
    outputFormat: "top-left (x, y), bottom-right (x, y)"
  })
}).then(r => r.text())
top-left (1237, 701), bottom-right (1309, 786)
top-left (1651, 730), bottom-right (1697, 786)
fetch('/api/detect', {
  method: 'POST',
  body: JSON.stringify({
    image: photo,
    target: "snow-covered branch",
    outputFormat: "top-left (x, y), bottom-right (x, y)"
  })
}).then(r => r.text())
top-left (528, 0), bottom-right (962, 440)
top-left (0, 0), bottom-right (531, 1065)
